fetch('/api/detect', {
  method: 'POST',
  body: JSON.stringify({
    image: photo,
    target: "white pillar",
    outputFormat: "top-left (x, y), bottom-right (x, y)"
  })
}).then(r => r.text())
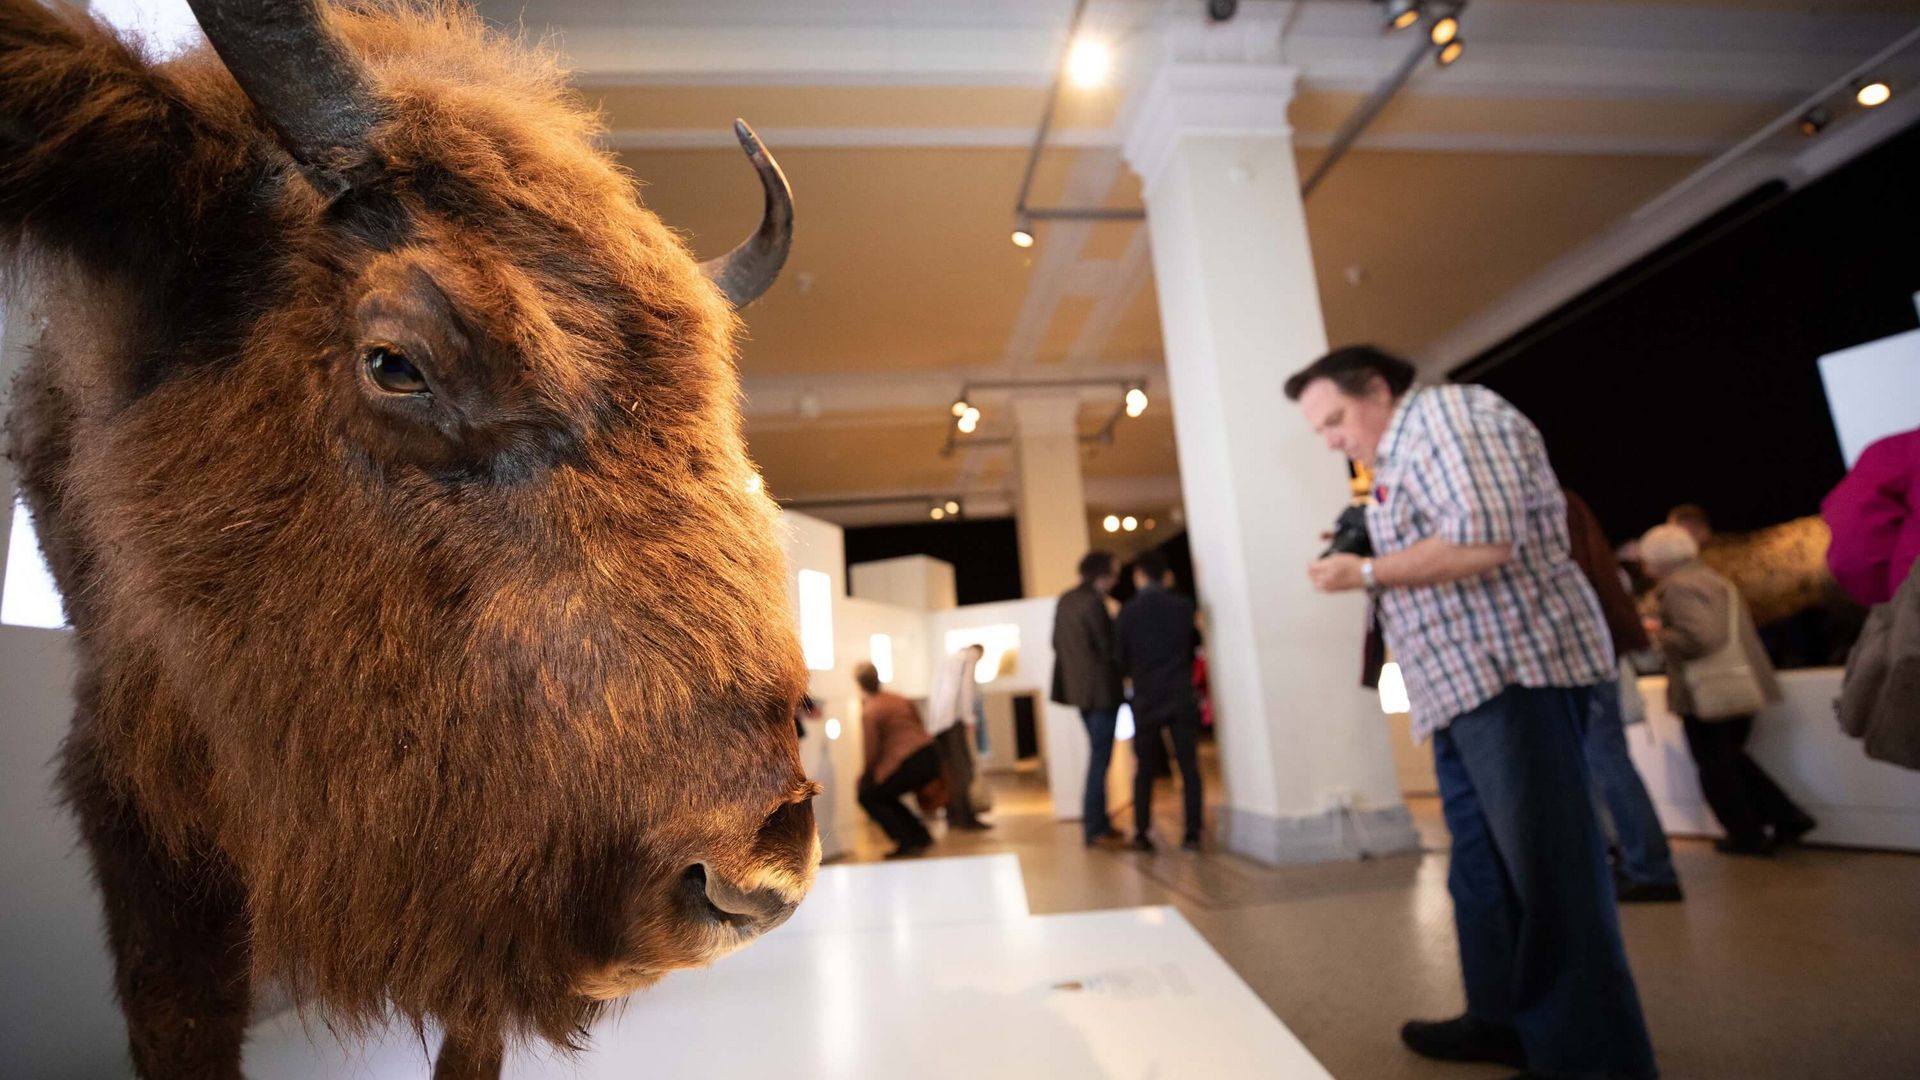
top-left (1119, 22), bottom-right (1418, 863)
top-left (1011, 392), bottom-right (1093, 599)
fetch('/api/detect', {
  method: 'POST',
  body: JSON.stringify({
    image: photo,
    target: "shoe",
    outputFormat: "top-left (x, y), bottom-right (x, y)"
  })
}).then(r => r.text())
top-left (1085, 830), bottom-right (1126, 850)
top-left (1714, 837), bottom-right (1776, 857)
top-left (1399, 1016), bottom-right (1527, 1068)
top-left (1616, 879), bottom-right (1684, 904)
top-left (1774, 818), bottom-right (1817, 846)
top-left (884, 840), bottom-right (931, 860)
top-left (1130, 834), bottom-right (1155, 852)
top-left (1181, 835), bottom-right (1203, 853)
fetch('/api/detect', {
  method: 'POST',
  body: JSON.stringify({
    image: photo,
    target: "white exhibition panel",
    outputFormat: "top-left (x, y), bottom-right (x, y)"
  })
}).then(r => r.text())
top-left (244, 859), bottom-right (1330, 1080)
top-left (928, 597), bottom-right (1134, 822)
top-left (778, 853), bottom-right (1030, 935)
top-left (1627, 670), bottom-right (1920, 852)
top-left (1817, 327), bottom-right (1920, 467)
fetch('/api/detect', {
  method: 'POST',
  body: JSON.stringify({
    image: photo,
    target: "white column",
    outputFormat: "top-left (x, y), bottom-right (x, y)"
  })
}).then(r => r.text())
top-left (1011, 392), bottom-right (1093, 599)
top-left (1119, 23), bottom-right (1417, 863)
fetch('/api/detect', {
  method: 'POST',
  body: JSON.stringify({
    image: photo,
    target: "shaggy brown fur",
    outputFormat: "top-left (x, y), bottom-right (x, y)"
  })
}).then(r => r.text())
top-left (1, 2), bottom-right (817, 1075)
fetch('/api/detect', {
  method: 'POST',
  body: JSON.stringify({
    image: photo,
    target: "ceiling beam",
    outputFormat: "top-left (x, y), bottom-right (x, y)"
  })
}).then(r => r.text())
top-left (1419, 60), bottom-right (1920, 377)
top-left (776, 475), bottom-right (1185, 528)
top-left (740, 363), bottom-right (1167, 421)
top-left (603, 125), bottom-right (1735, 156)
top-left (536, 2), bottom-right (1915, 106)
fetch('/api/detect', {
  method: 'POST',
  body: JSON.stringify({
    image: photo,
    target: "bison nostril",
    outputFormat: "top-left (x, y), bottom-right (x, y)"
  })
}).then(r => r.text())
top-left (756, 794), bottom-right (816, 854)
top-left (680, 863), bottom-right (734, 925)
top-left (682, 861), bottom-right (796, 932)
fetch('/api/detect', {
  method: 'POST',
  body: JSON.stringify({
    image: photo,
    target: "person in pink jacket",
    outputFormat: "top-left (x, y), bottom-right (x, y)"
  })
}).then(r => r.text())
top-left (1823, 426), bottom-right (1920, 606)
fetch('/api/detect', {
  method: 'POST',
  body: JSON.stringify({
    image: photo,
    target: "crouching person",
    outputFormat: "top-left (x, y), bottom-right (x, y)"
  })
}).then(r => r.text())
top-left (854, 661), bottom-right (942, 859)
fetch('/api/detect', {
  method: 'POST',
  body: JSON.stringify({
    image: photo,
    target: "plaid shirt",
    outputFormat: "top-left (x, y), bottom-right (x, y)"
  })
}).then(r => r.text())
top-left (1367, 386), bottom-right (1614, 741)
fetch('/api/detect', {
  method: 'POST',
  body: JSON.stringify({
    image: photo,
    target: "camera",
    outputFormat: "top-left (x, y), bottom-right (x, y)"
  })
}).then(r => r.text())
top-left (1321, 504), bottom-right (1373, 558)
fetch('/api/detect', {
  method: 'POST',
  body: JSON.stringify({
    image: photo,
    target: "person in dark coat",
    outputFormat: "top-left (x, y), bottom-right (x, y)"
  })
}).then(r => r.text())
top-left (1564, 490), bottom-right (1682, 903)
top-left (1052, 551), bottom-right (1125, 846)
top-left (1115, 549), bottom-right (1204, 852)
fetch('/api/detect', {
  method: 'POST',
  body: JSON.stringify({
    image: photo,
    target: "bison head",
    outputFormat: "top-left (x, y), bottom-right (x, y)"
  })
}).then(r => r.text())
top-left (1, 0), bottom-right (816, 1048)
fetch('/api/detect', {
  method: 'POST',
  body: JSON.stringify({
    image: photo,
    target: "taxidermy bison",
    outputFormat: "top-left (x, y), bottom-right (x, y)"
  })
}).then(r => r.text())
top-left (0, 1), bottom-right (818, 1076)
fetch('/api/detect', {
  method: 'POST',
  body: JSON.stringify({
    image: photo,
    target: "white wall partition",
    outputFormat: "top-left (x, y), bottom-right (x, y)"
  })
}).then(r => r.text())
top-left (1628, 670), bottom-right (1920, 852)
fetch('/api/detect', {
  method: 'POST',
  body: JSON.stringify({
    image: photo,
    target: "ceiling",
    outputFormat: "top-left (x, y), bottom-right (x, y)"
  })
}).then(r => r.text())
top-left (470, 0), bottom-right (1920, 526)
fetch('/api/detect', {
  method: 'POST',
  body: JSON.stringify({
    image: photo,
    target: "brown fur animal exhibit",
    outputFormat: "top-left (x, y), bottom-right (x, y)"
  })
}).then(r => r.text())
top-left (0, 2), bottom-right (818, 1077)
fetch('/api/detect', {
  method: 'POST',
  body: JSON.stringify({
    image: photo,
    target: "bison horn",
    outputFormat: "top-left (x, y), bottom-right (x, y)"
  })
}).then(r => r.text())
top-left (700, 120), bottom-right (794, 310)
top-left (186, 0), bottom-right (382, 198)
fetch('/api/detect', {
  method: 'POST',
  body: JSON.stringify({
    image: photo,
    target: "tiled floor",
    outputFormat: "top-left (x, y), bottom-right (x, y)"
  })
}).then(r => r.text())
top-left (836, 748), bottom-right (1920, 1080)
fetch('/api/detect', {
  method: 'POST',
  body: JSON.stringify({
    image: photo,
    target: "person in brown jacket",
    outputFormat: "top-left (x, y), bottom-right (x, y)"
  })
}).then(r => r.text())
top-left (1564, 491), bottom-right (1680, 902)
top-left (1641, 525), bottom-right (1815, 856)
top-left (854, 661), bottom-right (942, 858)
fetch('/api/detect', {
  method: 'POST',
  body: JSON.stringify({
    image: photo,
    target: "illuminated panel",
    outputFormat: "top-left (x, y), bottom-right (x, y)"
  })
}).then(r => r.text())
top-left (943, 624), bottom-right (1021, 684)
top-left (798, 569), bottom-right (835, 672)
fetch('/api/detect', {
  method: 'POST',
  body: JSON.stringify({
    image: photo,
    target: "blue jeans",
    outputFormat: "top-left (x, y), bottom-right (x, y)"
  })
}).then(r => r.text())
top-left (1081, 707), bottom-right (1119, 840)
top-left (1583, 680), bottom-right (1678, 888)
top-left (1434, 685), bottom-right (1658, 1080)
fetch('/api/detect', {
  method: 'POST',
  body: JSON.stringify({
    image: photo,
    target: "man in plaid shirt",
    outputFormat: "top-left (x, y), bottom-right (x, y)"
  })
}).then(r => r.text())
top-left (1289, 346), bottom-right (1657, 1080)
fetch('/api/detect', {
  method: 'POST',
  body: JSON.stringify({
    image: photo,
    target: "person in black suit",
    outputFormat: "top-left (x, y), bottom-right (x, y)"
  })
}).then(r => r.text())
top-left (1115, 549), bottom-right (1205, 852)
top-left (1051, 551), bottom-right (1125, 847)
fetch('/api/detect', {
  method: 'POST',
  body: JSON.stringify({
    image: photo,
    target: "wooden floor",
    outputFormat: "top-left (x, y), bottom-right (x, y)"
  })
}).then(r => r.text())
top-left (836, 748), bottom-right (1920, 1080)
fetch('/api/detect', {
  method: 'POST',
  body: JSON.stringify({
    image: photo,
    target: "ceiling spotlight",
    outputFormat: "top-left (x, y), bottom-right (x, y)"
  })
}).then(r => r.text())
top-left (1124, 386), bottom-right (1149, 418)
top-left (1429, 15), bottom-right (1458, 46)
top-left (957, 408), bottom-right (980, 435)
top-left (1436, 38), bottom-right (1464, 66)
top-left (930, 506), bottom-right (947, 521)
top-left (944, 500), bottom-right (960, 515)
top-left (1122, 516), bottom-right (1138, 532)
top-left (1102, 514), bottom-right (1121, 533)
top-left (1144, 518), bottom-right (1157, 531)
top-left (1011, 212), bottom-right (1035, 248)
top-left (1856, 80), bottom-right (1892, 108)
top-left (951, 399), bottom-right (971, 418)
top-left (1065, 38), bottom-right (1112, 90)
top-left (1799, 108), bottom-right (1831, 137)
top-left (1382, 0), bottom-right (1421, 32)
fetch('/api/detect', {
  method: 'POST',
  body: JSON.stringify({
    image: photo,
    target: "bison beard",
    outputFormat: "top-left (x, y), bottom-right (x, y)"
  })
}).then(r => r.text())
top-left (0, 2), bottom-right (818, 1077)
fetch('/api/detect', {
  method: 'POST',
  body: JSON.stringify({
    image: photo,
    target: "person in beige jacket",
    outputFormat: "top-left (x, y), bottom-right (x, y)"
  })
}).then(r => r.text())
top-left (1642, 525), bottom-right (1816, 856)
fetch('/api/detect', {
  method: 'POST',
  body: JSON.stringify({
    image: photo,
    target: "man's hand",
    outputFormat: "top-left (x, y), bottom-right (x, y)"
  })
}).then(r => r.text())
top-left (1309, 553), bottom-right (1367, 593)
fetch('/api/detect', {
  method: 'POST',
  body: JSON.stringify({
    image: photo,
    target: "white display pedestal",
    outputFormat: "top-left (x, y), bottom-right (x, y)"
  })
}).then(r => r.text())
top-left (1629, 669), bottom-right (1920, 852)
top-left (243, 855), bottom-right (1331, 1079)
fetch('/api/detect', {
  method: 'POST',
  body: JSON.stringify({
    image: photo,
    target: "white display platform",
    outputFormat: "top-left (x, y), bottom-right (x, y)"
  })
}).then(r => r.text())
top-left (1628, 670), bottom-right (1920, 852)
top-left (243, 856), bottom-right (1331, 1080)
top-left (779, 853), bottom-right (1030, 934)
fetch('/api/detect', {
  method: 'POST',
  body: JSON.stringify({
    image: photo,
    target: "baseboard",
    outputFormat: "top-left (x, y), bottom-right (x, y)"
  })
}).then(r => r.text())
top-left (1224, 803), bottom-right (1423, 866)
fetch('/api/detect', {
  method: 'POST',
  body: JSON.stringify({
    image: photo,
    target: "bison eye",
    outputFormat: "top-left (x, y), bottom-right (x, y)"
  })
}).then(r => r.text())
top-left (364, 346), bottom-right (429, 395)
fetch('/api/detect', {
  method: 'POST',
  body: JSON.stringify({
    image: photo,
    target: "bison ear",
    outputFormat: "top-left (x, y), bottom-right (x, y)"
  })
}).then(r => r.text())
top-left (0, 2), bottom-right (228, 286)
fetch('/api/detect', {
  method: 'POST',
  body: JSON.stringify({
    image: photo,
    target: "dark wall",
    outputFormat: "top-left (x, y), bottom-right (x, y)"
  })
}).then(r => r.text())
top-left (844, 517), bottom-right (1024, 604)
top-left (1456, 120), bottom-right (1920, 542)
